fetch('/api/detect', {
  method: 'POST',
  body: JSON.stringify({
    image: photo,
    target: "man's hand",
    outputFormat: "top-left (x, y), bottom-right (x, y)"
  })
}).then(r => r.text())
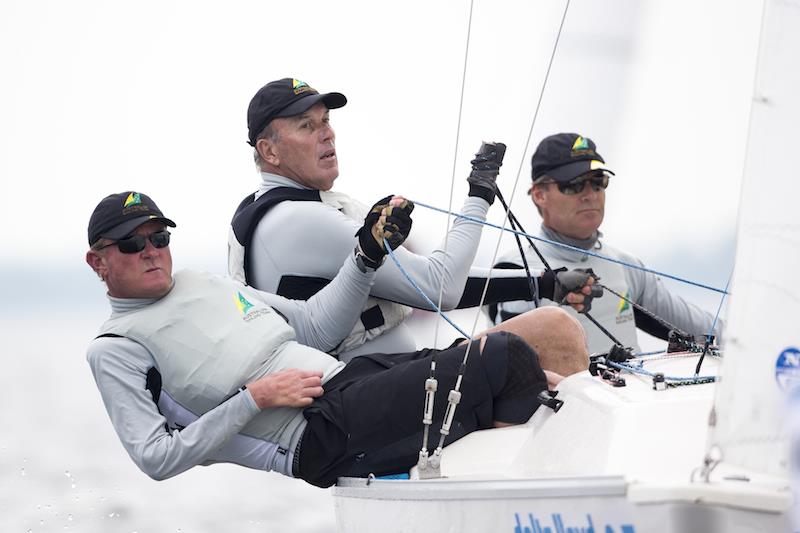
top-left (553, 268), bottom-right (603, 313)
top-left (355, 195), bottom-right (414, 268)
top-left (466, 141), bottom-right (507, 205)
top-left (246, 368), bottom-right (324, 409)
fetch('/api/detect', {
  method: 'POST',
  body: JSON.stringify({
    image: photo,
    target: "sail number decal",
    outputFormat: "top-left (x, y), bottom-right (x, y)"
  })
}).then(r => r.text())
top-left (776, 347), bottom-right (800, 391)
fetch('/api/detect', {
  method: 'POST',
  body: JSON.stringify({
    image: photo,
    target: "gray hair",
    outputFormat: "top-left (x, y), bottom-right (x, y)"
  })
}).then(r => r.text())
top-left (530, 174), bottom-right (554, 216)
top-left (90, 239), bottom-right (110, 252)
top-left (253, 122), bottom-right (280, 170)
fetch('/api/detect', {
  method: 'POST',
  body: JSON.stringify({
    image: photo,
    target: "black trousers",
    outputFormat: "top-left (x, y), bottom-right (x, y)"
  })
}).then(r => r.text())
top-left (296, 331), bottom-right (543, 488)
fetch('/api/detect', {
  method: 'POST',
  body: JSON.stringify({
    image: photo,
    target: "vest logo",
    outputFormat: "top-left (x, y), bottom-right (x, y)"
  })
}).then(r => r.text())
top-left (617, 291), bottom-right (630, 314)
top-left (615, 290), bottom-right (634, 324)
top-left (234, 291), bottom-right (271, 322)
top-left (235, 292), bottom-right (254, 315)
top-left (124, 192), bottom-right (142, 208)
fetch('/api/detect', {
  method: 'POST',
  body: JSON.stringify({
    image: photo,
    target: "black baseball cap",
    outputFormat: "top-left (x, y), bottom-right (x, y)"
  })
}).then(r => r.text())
top-left (88, 191), bottom-right (176, 245)
top-left (247, 78), bottom-right (347, 146)
top-left (531, 133), bottom-right (614, 184)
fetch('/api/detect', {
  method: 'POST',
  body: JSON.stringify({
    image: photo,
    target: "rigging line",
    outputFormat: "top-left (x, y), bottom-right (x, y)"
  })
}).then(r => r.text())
top-left (432, 0), bottom-right (476, 351)
top-left (471, 0), bottom-right (573, 323)
top-left (600, 282), bottom-right (687, 336)
top-left (409, 199), bottom-right (730, 295)
top-left (694, 268), bottom-right (733, 376)
top-left (422, 1), bottom-right (575, 464)
top-left (383, 239), bottom-right (471, 340)
top-left (420, 0), bottom-right (477, 469)
top-left (498, 190), bottom-right (553, 269)
top-left (605, 360), bottom-right (717, 384)
top-left (495, 191), bottom-right (540, 307)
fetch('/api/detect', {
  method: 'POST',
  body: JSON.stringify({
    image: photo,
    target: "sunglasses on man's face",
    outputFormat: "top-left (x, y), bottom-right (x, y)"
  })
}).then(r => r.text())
top-left (97, 230), bottom-right (171, 254)
top-left (555, 174), bottom-right (610, 196)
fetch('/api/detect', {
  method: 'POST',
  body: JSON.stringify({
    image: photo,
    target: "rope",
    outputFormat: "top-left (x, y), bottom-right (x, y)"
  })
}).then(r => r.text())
top-left (600, 282), bottom-right (685, 336)
top-left (409, 199), bottom-right (730, 296)
top-left (471, 0), bottom-right (573, 316)
top-left (419, 0), bottom-right (478, 473)
top-left (606, 360), bottom-right (717, 385)
top-left (694, 269), bottom-right (733, 375)
top-left (432, 0), bottom-right (476, 350)
top-left (412, 0), bottom-right (575, 474)
top-left (384, 239), bottom-right (472, 340)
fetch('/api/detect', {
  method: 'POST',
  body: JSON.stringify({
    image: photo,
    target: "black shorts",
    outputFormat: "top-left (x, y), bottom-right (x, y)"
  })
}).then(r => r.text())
top-left (296, 332), bottom-right (511, 488)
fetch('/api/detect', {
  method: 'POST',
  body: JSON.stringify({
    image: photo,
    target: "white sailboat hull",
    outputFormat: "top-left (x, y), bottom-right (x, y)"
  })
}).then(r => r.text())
top-left (333, 355), bottom-right (793, 532)
top-left (335, 476), bottom-right (791, 532)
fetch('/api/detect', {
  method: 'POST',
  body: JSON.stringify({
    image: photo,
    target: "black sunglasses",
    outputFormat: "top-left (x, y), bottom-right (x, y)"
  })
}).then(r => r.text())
top-left (97, 230), bottom-right (171, 254)
top-left (554, 174), bottom-right (610, 195)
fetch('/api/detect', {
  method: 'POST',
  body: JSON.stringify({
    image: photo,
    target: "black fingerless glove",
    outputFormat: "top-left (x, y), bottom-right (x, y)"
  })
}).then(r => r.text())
top-left (466, 141), bottom-right (507, 205)
top-left (553, 268), bottom-right (603, 313)
top-left (355, 197), bottom-right (415, 269)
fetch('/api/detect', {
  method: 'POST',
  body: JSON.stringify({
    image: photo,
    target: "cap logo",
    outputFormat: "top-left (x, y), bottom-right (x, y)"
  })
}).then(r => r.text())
top-left (123, 192), bottom-right (142, 208)
top-left (570, 135), bottom-right (597, 159)
top-left (121, 191), bottom-right (152, 215)
top-left (292, 79), bottom-right (314, 96)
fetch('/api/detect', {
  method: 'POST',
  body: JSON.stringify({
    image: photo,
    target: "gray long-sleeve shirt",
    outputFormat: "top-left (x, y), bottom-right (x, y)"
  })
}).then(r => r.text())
top-left (491, 225), bottom-right (722, 353)
top-left (86, 254), bottom-right (376, 480)
top-left (243, 173), bottom-right (537, 359)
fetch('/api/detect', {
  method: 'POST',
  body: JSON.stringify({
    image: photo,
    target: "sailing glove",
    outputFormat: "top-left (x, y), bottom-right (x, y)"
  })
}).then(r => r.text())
top-left (355, 196), bottom-right (415, 269)
top-left (553, 268), bottom-right (603, 313)
top-left (467, 141), bottom-right (507, 205)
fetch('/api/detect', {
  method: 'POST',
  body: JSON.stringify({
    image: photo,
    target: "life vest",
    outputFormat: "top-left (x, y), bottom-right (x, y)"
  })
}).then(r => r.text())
top-left (228, 187), bottom-right (412, 356)
top-left (97, 269), bottom-right (343, 471)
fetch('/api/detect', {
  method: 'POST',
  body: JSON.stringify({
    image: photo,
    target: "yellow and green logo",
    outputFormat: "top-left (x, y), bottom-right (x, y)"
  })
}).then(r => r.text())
top-left (572, 136), bottom-right (590, 152)
top-left (292, 79), bottom-right (309, 90)
top-left (124, 192), bottom-right (142, 208)
top-left (617, 291), bottom-right (631, 314)
top-left (234, 292), bottom-right (254, 315)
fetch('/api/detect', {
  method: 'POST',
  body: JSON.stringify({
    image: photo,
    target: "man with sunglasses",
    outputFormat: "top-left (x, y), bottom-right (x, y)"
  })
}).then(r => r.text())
top-left (489, 133), bottom-right (720, 354)
top-left (84, 191), bottom-right (561, 488)
top-left (228, 77), bottom-right (597, 378)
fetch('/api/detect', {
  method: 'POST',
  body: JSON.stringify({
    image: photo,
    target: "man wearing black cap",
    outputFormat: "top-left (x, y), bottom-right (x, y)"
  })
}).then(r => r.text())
top-left (84, 190), bottom-right (558, 487)
top-left (489, 133), bottom-right (721, 353)
top-left (228, 78), bottom-right (596, 377)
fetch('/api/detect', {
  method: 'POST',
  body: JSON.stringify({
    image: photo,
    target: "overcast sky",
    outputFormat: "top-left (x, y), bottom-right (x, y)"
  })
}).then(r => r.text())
top-left (0, 0), bottom-right (763, 316)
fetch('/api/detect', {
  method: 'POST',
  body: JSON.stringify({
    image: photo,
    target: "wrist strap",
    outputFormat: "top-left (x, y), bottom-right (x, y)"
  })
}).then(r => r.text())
top-left (354, 244), bottom-right (384, 272)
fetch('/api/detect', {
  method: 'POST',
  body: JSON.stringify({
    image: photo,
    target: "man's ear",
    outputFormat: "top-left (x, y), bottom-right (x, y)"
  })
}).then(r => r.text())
top-left (256, 138), bottom-right (280, 166)
top-left (531, 184), bottom-right (547, 208)
top-left (86, 250), bottom-right (107, 280)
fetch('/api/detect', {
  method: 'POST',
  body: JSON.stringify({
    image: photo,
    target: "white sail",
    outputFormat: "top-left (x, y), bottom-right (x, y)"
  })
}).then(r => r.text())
top-left (707, 0), bottom-right (800, 478)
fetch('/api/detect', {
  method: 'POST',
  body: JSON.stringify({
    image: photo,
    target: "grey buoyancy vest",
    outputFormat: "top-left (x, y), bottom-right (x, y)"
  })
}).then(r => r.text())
top-left (97, 270), bottom-right (341, 453)
top-left (551, 250), bottom-right (639, 352)
top-left (495, 242), bottom-right (640, 353)
top-left (228, 187), bottom-right (412, 356)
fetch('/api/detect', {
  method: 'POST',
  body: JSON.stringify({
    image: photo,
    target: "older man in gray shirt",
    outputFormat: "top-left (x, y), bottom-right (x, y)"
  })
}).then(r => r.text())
top-left (86, 190), bottom-right (556, 488)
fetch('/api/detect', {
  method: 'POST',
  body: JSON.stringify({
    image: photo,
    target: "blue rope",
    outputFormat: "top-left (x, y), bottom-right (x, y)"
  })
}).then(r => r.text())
top-left (607, 360), bottom-right (717, 383)
top-left (632, 350), bottom-right (667, 357)
top-left (383, 238), bottom-right (473, 341)
top-left (707, 269), bottom-right (733, 339)
top-left (606, 360), bottom-right (717, 383)
top-left (410, 199), bottom-right (730, 296)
